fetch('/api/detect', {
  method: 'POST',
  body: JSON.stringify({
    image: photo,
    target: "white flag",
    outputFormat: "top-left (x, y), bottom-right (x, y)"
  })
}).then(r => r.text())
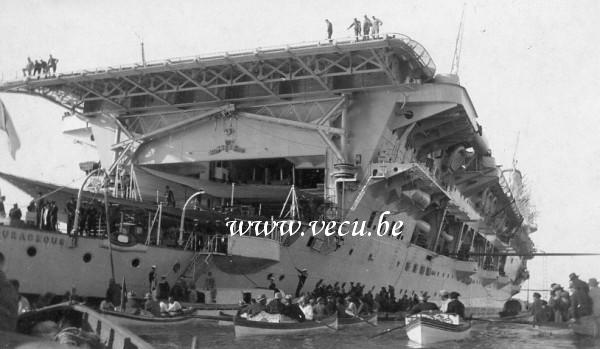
top-left (0, 98), bottom-right (20, 159)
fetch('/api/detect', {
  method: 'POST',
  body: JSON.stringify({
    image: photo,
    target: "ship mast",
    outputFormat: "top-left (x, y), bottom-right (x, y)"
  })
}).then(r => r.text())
top-left (450, 3), bottom-right (467, 75)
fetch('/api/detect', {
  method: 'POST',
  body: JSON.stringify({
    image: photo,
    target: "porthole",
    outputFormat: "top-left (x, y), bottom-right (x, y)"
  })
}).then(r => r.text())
top-left (131, 258), bottom-right (140, 268)
top-left (83, 253), bottom-right (92, 263)
top-left (26, 246), bottom-right (37, 257)
top-left (348, 248), bottom-right (354, 255)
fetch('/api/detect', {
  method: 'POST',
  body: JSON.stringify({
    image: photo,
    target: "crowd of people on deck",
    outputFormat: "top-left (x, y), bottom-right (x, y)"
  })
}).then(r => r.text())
top-left (529, 272), bottom-right (600, 324)
top-left (22, 55), bottom-right (59, 79)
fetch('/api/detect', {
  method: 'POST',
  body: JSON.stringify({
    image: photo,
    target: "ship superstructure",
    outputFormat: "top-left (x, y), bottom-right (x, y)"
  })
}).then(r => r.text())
top-left (0, 33), bottom-right (534, 309)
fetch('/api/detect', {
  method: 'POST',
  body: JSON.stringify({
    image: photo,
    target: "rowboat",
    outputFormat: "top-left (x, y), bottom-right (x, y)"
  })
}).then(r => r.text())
top-left (530, 323), bottom-right (571, 336)
top-left (405, 312), bottom-right (471, 345)
top-left (16, 302), bottom-right (155, 349)
top-left (338, 313), bottom-right (378, 329)
top-left (233, 313), bottom-right (338, 337)
top-left (99, 308), bottom-right (199, 327)
top-left (571, 315), bottom-right (600, 337)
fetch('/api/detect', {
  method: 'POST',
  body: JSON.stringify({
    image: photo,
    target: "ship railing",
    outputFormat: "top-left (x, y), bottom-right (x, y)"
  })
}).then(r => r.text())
top-left (1, 32), bottom-right (435, 84)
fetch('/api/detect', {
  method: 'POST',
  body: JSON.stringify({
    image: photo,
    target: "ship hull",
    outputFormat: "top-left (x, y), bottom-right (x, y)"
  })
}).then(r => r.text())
top-left (1, 224), bottom-right (515, 311)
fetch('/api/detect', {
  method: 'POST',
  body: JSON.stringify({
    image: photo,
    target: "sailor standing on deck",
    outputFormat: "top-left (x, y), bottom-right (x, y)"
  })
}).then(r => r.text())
top-left (362, 15), bottom-right (372, 40)
top-left (148, 265), bottom-right (157, 292)
top-left (205, 271), bottom-right (217, 303)
top-left (371, 16), bottom-right (383, 39)
top-left (347, 18), bottom-right (361, 41)
top-left (325, 19), bottom-right (333, 41)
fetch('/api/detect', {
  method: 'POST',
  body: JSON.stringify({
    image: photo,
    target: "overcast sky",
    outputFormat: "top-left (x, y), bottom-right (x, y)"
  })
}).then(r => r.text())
top-left (1, 0), bottom-right (599, 298)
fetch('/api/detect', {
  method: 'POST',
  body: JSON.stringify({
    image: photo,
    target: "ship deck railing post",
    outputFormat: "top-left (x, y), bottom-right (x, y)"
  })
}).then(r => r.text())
top-left (178, 191), bottom-right (205, 246)
top-left (156, 204), bottom-right (162, 246)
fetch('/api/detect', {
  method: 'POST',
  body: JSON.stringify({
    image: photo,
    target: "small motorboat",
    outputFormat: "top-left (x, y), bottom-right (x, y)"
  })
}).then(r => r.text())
top-left (338, 313), bottom-right (378, 329)
top-left (16, 302), bottom-right (155, 349)
top-left (233, 312), bottom-right (338, 337)
top-left (405, 312), bottom-right (471, 345)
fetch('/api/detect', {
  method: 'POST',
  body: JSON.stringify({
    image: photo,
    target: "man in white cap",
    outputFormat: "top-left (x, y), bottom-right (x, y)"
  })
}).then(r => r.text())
top-left (439, 290), bottom-right (450, 312)
top-left (588, 278), bottom-right (600, 315)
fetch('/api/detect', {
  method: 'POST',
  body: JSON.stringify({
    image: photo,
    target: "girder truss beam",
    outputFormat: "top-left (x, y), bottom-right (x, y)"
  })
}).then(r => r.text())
top-left (111, 104), bottom-right (235, 150)
top-left (237, 111), bottom-right (344, 135)
top-left (1, 46), bottom-right (406, 116)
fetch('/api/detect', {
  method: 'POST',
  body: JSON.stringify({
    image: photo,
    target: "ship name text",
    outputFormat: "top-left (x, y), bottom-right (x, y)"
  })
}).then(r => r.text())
top-left (0, 228), bottom-right (66, 246)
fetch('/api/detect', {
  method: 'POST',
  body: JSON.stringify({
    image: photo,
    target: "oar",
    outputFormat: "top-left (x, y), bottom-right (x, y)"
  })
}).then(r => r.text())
top-left (369, 324), bottom-right (406, 339)
top-left (353, 314), bottom-right (377, 327)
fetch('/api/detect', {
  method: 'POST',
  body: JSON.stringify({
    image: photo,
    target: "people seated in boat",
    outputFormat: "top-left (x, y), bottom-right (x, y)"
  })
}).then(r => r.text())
top-left (325, 295), bottom-right (336, 315)
top-left (0, 252), bottom-right (18, 332)
top-left (299, 297), bottom-right (314, 320)
top-left (408, 294), bottom-right (439, 315)
top-left (159, 299), bottom-right (169, 314)
top-left (568, 284), bottom-right (593, 319)
top-left (125, 291), bottom-right (141, 315)
top-left (246, 294), bottom-right (268, 317)
top-left (530, 292), bottom-right (548, 324)
top-left (313, 297), bottom-right (327, 320)
top-left (157, 275), bottom-right (170, 300)
top-left (344, 295), bottom-right (358, 317)
top-left (446, 292), bottom-right (466, 319)
top-left (166, 296), bottom-right (183, 314)
top-left (281, 294), bottom-right (306, 322)
top-left (100, 298), bottom-right (115, 311)
top-left (142, 292), bottom-right (161, 316)
top-left (8, 279), bottom-right (31, 314)
top-left (266, 292), bottom-right (285, 314)
top-left (588, 278), bottom-right (600, 316)
top-left (438, 290), bottom-right (450, 312)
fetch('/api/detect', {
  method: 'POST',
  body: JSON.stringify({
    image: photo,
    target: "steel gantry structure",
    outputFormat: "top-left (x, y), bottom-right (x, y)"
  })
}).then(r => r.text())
top-left (0, 33), bottom-right (435, 117)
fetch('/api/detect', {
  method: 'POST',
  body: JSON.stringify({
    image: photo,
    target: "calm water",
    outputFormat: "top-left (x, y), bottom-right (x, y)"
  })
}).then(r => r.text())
top-left (129, 320), bottom-right (600, 349)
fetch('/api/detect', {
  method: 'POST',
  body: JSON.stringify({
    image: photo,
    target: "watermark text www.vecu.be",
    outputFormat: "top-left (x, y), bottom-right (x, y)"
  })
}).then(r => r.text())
top-left (226, 211), bottom-right (403, 238)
